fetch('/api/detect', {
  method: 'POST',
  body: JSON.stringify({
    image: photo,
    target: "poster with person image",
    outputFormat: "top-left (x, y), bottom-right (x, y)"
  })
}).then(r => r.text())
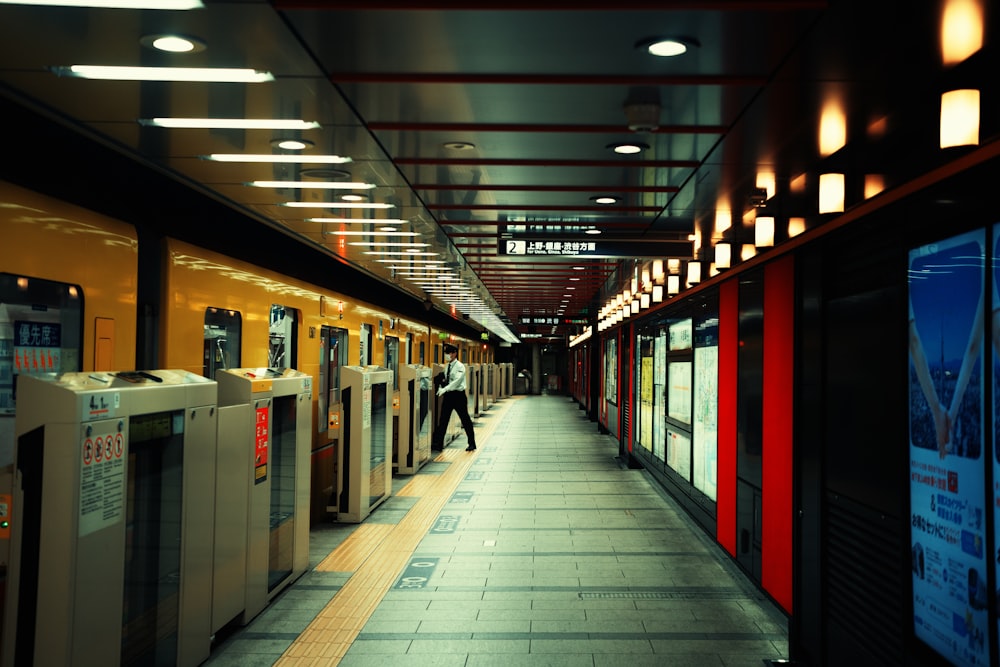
top-left (908, 228), bottom-right (989, 667)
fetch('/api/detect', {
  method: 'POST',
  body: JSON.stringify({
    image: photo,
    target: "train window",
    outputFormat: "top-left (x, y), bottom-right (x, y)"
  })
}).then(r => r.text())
top-left (269, 304), bottom-right (298, 369)
top-left (384, 335), bottom-right (399, 390)
top-left (0, 273), bottom-right (83, 420)
top-left (203, 308), bottom-right (241, 379)
top-left (419, 340), bottom-right (425, 365)
top-left (360, 324), bottom-right (372, 365)
top-left (318, 326), bottom-right (348, 439)
top-left (406, 333), bottom-right (414, 364)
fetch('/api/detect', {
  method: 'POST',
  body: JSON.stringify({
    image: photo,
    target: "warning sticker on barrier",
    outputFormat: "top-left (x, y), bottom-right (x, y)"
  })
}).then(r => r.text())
top-left (79, 425), bottom-right (125, 536)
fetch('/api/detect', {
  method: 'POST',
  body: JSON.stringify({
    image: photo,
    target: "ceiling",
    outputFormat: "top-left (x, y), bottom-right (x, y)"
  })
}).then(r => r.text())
top-left (0, 0), bottom-right (986, 343)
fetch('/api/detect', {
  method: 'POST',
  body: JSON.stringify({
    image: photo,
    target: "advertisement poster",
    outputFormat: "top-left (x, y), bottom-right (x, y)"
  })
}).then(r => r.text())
top-left (993, 223), bottom-right (1000, 656)
top-left (666, 427), bottom-right (691, 481)
top-left (693, 345), bottom-right (719, 501)
top-left (908, 229), bottom-right (989, 666)
top-left (668, 361), bottom-right (692, 424)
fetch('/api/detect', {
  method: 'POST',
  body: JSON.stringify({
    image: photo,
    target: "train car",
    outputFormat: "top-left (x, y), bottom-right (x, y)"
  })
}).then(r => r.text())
top-left (0, 180), bottom-right (140, 468)
top-left (1, 179), bottom-right (490, 527)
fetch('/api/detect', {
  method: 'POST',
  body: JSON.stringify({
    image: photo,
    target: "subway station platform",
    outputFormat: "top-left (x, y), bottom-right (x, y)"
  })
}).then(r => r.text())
top-left (204, 394), bottom-right (788, 666)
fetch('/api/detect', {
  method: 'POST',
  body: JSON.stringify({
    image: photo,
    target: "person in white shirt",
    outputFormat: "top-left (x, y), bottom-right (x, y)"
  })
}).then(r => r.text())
top-left (432, 343), bottom-right (477, 452)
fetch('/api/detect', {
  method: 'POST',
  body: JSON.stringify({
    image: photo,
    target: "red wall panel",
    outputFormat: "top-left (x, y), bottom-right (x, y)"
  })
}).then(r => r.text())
top-left (762, 255), bottom-right (794, 613)
top-left (717, 279), bottom-right (739, 555)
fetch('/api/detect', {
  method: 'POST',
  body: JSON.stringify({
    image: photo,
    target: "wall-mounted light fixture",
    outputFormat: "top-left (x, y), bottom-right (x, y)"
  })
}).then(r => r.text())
top-left (940, 89), bottom-right (980, 148)
top-left (818, 173), bottom-right (845, 214)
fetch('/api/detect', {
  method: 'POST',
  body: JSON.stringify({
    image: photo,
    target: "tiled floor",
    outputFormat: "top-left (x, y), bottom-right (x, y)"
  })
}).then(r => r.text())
top-left (204, 394), bottom-right (788, 666)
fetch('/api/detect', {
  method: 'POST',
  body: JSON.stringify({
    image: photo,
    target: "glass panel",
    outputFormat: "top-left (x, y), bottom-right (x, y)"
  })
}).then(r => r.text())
top-left (368, 380), bottom-right (387, 506)
top-left (268, 395), bottom-right (295, 591)
top-left (653, 334), bottom-right (666, 462)
top-left (203, 308), bottom-right (241, 379)
top-left (384, 336), bottom-right (399, 389)
top-left (417, 373), bottom-right (431, 447)
top-left (269, 305), bottom-right (296, 369)
top-left (121, 410), bottom-right (184, 667)
top-left (1, 273), bottom-right (83, 469)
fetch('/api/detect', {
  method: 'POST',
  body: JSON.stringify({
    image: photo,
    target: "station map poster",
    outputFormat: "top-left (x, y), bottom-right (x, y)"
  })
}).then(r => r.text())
top-left (693, 314), bottom-right (719, 501)
top-left (908, 228), bottom-right (989, 666)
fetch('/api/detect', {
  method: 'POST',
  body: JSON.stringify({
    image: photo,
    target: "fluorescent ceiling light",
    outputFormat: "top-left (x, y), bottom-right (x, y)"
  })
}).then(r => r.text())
top-left (375, 260), bottom-right (443, 265)
top-left (325, 231), bottom-right (418, 237)
top-left (305, 217), bottom-right (404, 224)
top-left (140, 118), bottom-right (320, 130)
top-left (349, 242), bottom-right (427, 247)
top-left (283, 201), bottom-right (390, 208)
top-left (363, 251), bottom-right (439, 256)
top-left (53, 65), bottom-right (273, 83)
top-left (251, 181), bottom-right (374, 190)
top-left (1, 0), bottom-right (202, 6)
top-left (206, 154), bottom-right (351, 164)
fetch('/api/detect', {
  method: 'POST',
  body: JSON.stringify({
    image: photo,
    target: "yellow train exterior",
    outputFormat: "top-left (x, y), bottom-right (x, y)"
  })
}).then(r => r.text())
top-left (0, 178), bottom-right (493, 525)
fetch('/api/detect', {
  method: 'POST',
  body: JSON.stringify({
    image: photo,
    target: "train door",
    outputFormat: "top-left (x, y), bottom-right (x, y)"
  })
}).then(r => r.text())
top-left (268, 304), bottom-right (297, 369)
top-left (203, 307), bottom-right (241, 378)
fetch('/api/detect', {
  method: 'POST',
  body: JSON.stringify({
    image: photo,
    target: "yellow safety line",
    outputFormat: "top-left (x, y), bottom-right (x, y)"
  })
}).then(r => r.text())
top-left (275, 397), bottom-right (518, 666)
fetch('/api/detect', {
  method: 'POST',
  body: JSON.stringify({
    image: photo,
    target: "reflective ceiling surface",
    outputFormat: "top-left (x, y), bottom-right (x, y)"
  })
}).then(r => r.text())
top-left (0, 1), bottom-right (988, 343)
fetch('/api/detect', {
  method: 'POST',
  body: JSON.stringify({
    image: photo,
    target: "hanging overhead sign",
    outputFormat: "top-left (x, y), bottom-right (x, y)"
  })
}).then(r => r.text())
top-left (500, 238), bottom-right (692, 258)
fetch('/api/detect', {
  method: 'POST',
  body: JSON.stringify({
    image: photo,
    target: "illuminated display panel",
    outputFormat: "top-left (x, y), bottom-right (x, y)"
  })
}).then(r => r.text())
top-left (908, 228), bottom-right (989, 667)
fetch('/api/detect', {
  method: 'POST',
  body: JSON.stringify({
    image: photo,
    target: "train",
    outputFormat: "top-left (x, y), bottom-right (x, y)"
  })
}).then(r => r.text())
top-left (0, 177), bottom-right (502, 527)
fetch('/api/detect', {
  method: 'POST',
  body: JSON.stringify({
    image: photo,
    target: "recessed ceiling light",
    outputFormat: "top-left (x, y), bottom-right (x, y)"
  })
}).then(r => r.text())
top-left (637, 37), bottom-right (698, 57)
top-left (340, 193), bottom-right (369, 202)
top-left (141, 34), bottom-right (206, 53)
top-left (271, 138), bottom-right (314, 151)
top-left (590, 196), bottom-right (619, 204)
top-left (585, 228), bottom-right (602, 235)
top-left (443, 141), bottom-right (475, 150)
top-left (607, 142), bottom-right (649, 154)
top-left (572, 266), bottom-right (585, 270)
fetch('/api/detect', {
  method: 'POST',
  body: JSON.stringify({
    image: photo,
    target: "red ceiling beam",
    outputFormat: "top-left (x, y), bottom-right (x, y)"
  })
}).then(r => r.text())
top-left (333, 73), bottom-right (764, 86)
top-left (431, 204), bottom-right (662, 212)
top-left (277, 1), bottom-right (826, 9)
top-left (437, 220), bottom-right (648, 227)
top-left (416, 184), bottom-right (678, 193)
top-left (396, 157), bottom-right (701, 168)
top-left (368, 121), bottom-right (726, 134)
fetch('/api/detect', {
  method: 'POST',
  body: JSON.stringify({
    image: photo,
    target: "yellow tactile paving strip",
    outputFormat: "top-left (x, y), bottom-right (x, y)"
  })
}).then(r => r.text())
top-left (275, 397), bottom-right (516, 666)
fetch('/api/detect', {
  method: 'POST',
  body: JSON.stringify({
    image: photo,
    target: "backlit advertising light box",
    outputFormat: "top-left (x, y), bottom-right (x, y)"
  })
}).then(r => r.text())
top-left (908, 228), bottom-right (989, 667)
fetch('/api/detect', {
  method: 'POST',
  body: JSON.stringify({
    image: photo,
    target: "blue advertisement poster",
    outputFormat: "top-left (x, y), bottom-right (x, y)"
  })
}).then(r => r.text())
top-left (993, 223), bottom-right (1000, 660)
top-left (908, 228), bottom-right (989, 666)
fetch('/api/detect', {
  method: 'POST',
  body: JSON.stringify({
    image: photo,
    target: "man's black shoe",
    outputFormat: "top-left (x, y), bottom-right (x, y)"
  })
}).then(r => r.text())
top-left (465, 445), bottom-right (476, 452)
top-left (431, 446), bottom-right (443, 452)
